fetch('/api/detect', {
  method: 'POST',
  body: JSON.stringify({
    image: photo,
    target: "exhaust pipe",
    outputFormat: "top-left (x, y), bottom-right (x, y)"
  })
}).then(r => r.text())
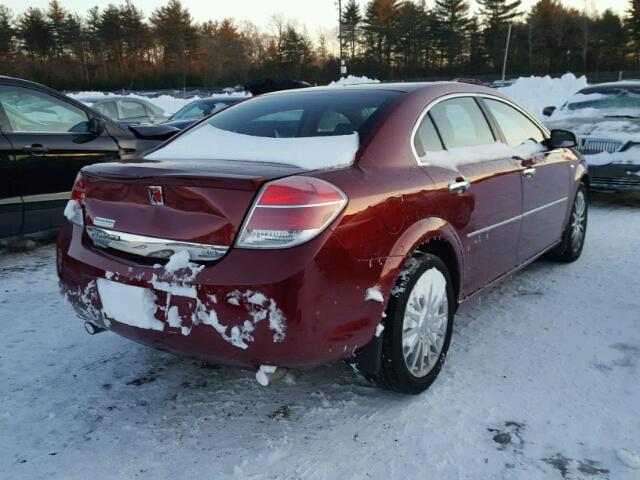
top-left (84, 322), bottom-right (105, 335)
top-left (256, 365), bottom-right (288, 386)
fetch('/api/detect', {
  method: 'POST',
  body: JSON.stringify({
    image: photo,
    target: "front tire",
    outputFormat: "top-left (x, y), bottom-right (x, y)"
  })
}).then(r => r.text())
top-left (548, 183), bottom-right (588, 262)
top-left (373, 253), bottom-right (455, 394)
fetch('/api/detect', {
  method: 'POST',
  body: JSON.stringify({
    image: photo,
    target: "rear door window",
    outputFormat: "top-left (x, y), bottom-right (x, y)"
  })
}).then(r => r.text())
top-left (94, 101), bottom-right (118, 119)
top-left (414, 114), bottom-right (444, 156)
top-left (118, 100), bottom-right (147, 120)
top-left (484, 99), bottom-right (545, 146)
top-left (429, 97), bottom-right (494, 148)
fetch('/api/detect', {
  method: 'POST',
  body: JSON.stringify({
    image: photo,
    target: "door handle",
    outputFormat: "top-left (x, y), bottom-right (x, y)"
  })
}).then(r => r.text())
top-left (523, 167), bottom-right (537, 178)
top-left (448, 178), bottom-right (470, 193)
top-left (24, 144), bottom-right (49, 155)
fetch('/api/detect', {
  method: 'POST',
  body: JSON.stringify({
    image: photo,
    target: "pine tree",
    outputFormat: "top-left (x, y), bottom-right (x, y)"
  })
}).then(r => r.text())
top-left (592, 9), bottom-right (626, 71)
top-left (433, 0), bottom-right (471, 72)
top-left (361, 0), bottom-right (398, 74)
top-left (99, 5), bottom-right (125, 68)
top-left (120, 0), bottom-right (149, 73)
top-left (394, 1), bottom-right (426, 75)
top-left (47, 0), bottom-right (68, 56)
top-left (279, 24), bottom-right (314, 79)
top-left (17, 7), bottom-right (54, 58)
top-left (341, 0), bottom-right (361, 61)
top-left (627, 0), bottom-right (640, 65)
top-left (0, 6), bottom-right (14, 57)
top-left (150, 0), bottom-right (198, 68)
top-left (477, 0), bottom-right (521, 70)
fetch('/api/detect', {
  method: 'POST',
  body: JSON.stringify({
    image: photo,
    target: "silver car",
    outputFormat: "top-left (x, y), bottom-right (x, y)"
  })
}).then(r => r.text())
top-left (544, 81), bottom-right (640, 192)
top-left (76, 96), bottom-right (167, 125)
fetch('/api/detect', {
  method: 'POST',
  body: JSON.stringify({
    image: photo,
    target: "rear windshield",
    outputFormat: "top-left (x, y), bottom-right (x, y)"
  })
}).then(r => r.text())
top-left (145, 89), bottom-right (403, 170)
top-left (202, 89), bottom-right (402, 140)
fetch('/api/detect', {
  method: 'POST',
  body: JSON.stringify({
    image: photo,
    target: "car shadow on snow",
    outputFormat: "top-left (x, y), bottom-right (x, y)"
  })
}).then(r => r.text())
top-left (589, 191), bottom-right (640, 208)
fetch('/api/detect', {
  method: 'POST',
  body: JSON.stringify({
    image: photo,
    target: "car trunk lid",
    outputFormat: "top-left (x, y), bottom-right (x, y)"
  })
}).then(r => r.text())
top-left (81, 159), bottom-right (303, 258)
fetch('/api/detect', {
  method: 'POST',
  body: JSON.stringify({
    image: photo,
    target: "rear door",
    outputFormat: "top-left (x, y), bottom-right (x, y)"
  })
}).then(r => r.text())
top-left (417, 96), bottom-right (523, 295)
top-left (0, 129), bottom-right (21, 237)
top-left (483, 98), bottom-right (572, 262)
top-left (0, 84), bottom-right (121, 233)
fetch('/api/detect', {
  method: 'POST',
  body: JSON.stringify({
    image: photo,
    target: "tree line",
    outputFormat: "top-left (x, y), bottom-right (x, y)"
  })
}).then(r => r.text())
top-left (0, 0), bottom-right (639, 91)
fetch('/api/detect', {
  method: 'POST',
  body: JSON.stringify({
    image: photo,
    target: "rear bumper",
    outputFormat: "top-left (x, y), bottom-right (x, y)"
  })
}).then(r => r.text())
top-left (57, 223), bottom-right (387, 369)
top-left (589, 163), bottom-right (640, 192)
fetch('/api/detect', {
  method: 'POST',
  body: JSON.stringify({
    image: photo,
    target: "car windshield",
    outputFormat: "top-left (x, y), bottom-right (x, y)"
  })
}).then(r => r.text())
top-left (563, 87), bottom-right (640, 116)
top-left (171, 100), bottom-right (236, 120)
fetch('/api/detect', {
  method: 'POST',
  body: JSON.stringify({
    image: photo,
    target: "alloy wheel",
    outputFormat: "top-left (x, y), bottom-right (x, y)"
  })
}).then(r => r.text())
top-left (571, 190), bottom-right (586, 252)
top-left (401, 268), bottom-right (449, 378)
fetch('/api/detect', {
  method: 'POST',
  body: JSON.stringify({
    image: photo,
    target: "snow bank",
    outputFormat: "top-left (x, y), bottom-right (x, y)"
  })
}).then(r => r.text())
top-left (328, 75), bottom-right (380, 86)
top-left (146, 124), bottom-right (360, 170)
top-left (498, 73), bottom-right (588, 120)
top-left (69, 91), bottom-right (250, 114)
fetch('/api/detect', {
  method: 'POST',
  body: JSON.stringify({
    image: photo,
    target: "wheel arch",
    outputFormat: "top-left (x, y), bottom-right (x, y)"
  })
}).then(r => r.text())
top-left (378, 217), bottom-right (464, 304)
top-left (349, 217), bottom-right (464, 378)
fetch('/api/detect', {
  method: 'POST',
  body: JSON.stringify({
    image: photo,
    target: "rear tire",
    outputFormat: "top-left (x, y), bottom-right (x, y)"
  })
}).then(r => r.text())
top-left (372, 253), bottom-right (455, 394)
top-left (548, 183), bottom-right (588, 262)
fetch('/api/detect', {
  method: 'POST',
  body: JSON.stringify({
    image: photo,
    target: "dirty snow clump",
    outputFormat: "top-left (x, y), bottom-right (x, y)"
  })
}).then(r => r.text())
top-left (365, 286), bottom-right (384, 303)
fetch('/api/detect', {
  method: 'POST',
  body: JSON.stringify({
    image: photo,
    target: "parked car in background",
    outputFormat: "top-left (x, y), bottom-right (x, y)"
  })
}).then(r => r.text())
top-left (544, 81), bottom-right (640, 192)
top-left (162, 97), bottom-right (244, 130)
top-left (0, 76), bottom-right (179, 239)
top-left (77, 96), bottom-right (167, 125)
top-left (58, 82), bottom-right (587, 394)
top-left (452, 78), bottom-right (485, 86)
top-left (246, 79), bottom-right (311, 95)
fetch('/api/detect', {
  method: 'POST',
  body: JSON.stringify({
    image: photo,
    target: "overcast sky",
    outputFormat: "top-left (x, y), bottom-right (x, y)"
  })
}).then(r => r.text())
top-left (4, 0), bottom-right (628, 32)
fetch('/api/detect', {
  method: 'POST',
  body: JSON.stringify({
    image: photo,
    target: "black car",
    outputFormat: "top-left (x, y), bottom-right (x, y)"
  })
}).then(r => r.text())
top-left (162, 97), bottom-right (244, 130)
top-left (0, 76), bottom-right (178, 238)
top-left (544, 81), bottom-right (640, 192)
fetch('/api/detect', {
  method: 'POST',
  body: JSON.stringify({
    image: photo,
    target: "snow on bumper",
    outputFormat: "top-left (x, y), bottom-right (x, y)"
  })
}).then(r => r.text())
top-left (57, 224), bottom-right (389, 368)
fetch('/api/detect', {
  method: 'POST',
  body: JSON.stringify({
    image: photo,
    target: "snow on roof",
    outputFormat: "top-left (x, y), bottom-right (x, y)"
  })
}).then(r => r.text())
top-left (146, 124), bottom-right (360, 171)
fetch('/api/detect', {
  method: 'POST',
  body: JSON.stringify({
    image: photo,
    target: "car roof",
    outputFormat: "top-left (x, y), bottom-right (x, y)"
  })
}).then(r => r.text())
top-left (580, 81), bottom-right (640, 93)
top-left (256, 82), bottom-right (506, 111)
top-left (77, 96), bottom-right (148, 103)
top-left (260, 81), bottom-right (497, 98)
top-left (262, 82), bottom-right (448, 95)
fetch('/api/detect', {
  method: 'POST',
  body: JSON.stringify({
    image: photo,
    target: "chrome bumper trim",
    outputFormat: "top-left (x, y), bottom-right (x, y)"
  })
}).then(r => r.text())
top-left (85, 226), bottom-right (229, 262)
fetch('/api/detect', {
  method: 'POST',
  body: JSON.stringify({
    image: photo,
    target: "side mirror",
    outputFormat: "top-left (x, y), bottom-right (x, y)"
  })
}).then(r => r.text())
top-left (542, 106), bottom-right (556, 117)
top-left (88, 117), bottom-right (105, 136)
top-left (549, 129), bottom-right (577, 149)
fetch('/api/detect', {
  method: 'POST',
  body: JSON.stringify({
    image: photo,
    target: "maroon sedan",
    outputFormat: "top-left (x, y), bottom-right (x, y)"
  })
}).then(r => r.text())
top-left (57, 83), bottom-right (588, 394)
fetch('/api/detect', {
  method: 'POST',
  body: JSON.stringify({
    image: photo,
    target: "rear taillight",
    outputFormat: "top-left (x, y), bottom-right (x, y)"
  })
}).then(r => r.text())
top-left (64, 172), bottom-right (86, 226)
top-left (236, 176), bottom-right (347, 249)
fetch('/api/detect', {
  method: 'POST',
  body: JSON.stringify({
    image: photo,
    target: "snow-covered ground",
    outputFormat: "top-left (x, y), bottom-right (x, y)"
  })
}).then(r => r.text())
top-left (1, 193), bottom-right (639, 480)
